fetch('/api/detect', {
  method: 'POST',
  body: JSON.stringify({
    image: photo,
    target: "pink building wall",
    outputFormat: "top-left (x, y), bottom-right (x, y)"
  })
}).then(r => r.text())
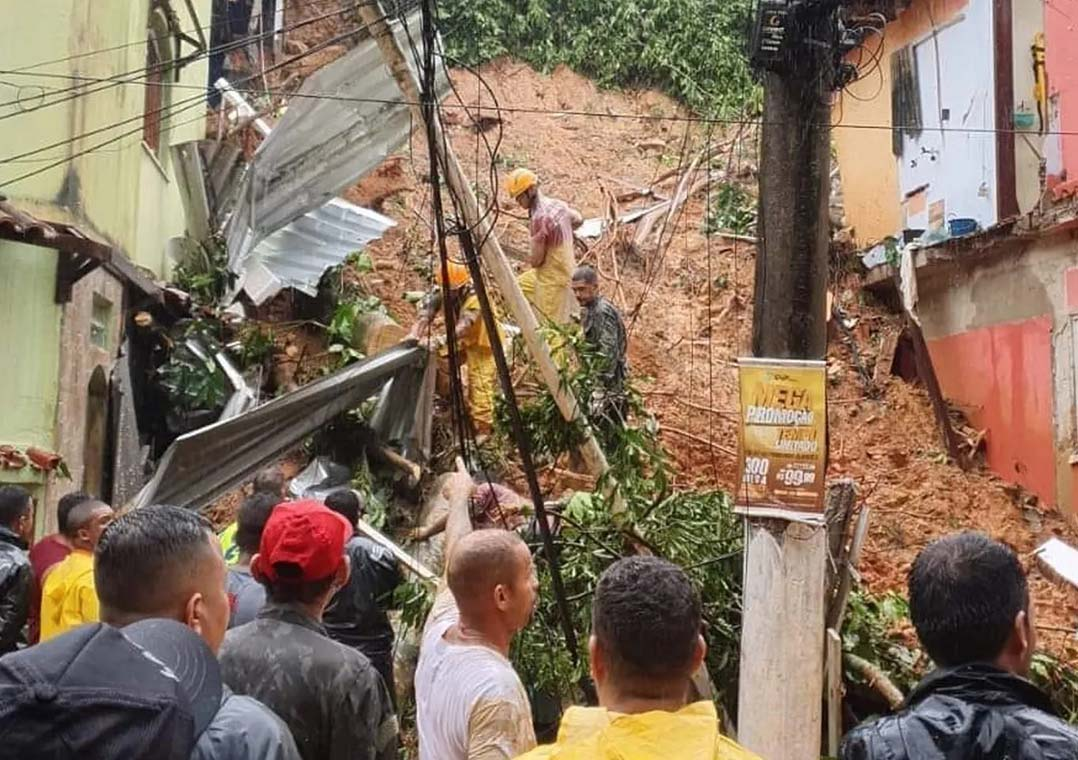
top-left (1046, 1), bottom-right (1078, 183)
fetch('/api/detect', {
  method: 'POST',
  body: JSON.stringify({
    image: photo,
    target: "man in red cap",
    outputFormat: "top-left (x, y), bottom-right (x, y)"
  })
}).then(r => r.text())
top-left (218, 500), bottom-right (398, 760)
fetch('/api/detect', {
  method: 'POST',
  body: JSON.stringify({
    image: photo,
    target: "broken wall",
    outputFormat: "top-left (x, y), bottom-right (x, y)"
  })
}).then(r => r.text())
top-left (45, 268), bottom-right (126, 533)
top-left (914, 225), bottom-right (1078, 513)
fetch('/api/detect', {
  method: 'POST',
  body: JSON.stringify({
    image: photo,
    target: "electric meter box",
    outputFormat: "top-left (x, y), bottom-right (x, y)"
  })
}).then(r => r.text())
top-left (751, 0), bottom-right (791, 70)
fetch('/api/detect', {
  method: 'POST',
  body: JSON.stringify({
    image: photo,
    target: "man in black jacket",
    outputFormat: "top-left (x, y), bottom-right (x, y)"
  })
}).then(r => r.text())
top-left (0, 485), bottom-right (33, 654)
top-left (841, 532), bottom-right (1078, 760)
top-left (322, 489), bottom-right (402, 705)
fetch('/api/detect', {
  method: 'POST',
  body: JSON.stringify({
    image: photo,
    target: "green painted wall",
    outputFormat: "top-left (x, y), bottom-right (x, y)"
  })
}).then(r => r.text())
top-left (0, 0), bottom-right (211, 525)
top-left (0, 0), bottom-right (212, 275)
top-left (0, 241), bottom-right (61, 476)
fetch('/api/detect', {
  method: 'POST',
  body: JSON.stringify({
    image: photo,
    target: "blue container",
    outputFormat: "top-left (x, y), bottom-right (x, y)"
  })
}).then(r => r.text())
top-left (948, 218), bottom-right (978, 237)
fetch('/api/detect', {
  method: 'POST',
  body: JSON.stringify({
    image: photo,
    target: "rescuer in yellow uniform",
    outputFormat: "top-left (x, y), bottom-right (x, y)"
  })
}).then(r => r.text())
top-left (505, 168), bottom-right (582, 326)
top-left (410, 262), bottom-right (503, 432)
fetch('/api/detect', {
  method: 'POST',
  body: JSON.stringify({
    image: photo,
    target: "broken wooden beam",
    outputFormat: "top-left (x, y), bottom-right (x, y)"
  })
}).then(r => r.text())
top-left (357, 517), bottom-right (437, 582)
top-left (904, 315), bottom-right (967, 468)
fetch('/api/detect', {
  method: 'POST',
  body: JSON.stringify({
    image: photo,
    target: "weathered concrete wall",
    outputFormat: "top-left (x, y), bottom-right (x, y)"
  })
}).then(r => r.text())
top-left (44, 269), bottom-right (125, 533)
top-left (916, 227), bottom-right (1078, 513)
top-left (1013, 0), bottom-right (1046, 213)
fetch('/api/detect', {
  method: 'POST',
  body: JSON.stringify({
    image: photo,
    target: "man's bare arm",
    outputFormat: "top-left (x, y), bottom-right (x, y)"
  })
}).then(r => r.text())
top-left (442, 459), bottom-right (475, 565)
top-left (529, 235), bottom-right (547, 268)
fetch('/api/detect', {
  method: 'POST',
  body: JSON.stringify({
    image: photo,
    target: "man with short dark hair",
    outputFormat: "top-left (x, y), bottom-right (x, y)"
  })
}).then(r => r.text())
top-left (415, 466), bottom-right (539, 760)
top-left (323, 490), bottom-right (403, 703)
top-left (841, 532), bottom-right (1078, 759)
top-left (219, 500), bottom-right (398, 760)
top-left (571, 265), bottom-right (627, 433)
top-left (518, 556), bottom-right (756, 759)
top-left (95, 504), bottom-right (300, 759)
top-left (227, 492), bottom-right (278, 628)
top-left (0, 485), bottom-right (33, 654)
top-left (220, 465), bottom-right (288, 566)
top-left (27, 490), bottom-right (88, 643)
top-left (40, 498), bottom-right (113, 641)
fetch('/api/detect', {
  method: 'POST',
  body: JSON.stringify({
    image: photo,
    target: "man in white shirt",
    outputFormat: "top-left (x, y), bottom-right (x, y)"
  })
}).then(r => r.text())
top-left (414, 465), bottom-right (539, 760)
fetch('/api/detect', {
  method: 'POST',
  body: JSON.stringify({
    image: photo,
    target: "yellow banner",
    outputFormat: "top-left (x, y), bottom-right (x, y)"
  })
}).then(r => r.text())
top-left (737, 358), bottom-right (827, 519)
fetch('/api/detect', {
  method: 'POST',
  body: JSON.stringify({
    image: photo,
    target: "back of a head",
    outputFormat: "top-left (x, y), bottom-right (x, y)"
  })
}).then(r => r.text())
top-left (324, 490), bottom-right (363, 527)
top-left (236, 492), bottom-right (281, 555)
top-left (572, 265), bottom-right (599, 285)
top-left (95, 505), bottom-right (216, 623)
top-left (447, 529), bottom-right (526, 614)
top-left (592, 556), bottom-right (702, 688)
top-left (57, 490), bottom-right (93, 538)
top-left (0, 485), bottom-right (31, 530)
top-left (908, 532), bottom-right (1028, 667)
top-left (253, 467), bottom-right (286, 497)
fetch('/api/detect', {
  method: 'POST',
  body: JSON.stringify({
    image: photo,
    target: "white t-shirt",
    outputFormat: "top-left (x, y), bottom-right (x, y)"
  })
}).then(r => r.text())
top-left (415, 588), bottom-right (537, 760)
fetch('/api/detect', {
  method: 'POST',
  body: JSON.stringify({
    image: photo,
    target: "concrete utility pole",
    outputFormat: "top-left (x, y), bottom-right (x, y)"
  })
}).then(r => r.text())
top-left (738, 5), bottom-right (840, 759)
top-left (356, 2), bottom-right (613, 484)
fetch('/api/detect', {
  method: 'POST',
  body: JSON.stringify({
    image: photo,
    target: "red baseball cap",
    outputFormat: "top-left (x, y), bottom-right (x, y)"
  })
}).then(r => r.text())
top-left (253, 500), bottom-right (353, 583)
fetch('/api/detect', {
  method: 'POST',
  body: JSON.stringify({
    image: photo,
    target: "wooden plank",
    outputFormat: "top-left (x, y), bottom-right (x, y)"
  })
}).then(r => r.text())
top-left (356, 517), bottom-right (436, 583)
top-left (828, 506), bottom-right (871, 630)
top-left (873, 327), bottom-right (900, 385)
top-left (993, 0), bottom-right (1019, 220)
top-left (826, 628), bottom-right (843, 758)
top-left (737, 520), bottom-right (827, 759)
top-left (356, 2), bottom-right (614, 494)
top-left (905, 315), bottom-right (966, 468)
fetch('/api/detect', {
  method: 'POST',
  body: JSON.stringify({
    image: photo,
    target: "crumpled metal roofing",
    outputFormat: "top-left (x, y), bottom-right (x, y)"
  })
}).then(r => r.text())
top-left (130, 343), bottom-right (427, 511)
top-left (226, 10), bottom-right (447, 248)
top-left (236, 198), bottom-right (396, 305)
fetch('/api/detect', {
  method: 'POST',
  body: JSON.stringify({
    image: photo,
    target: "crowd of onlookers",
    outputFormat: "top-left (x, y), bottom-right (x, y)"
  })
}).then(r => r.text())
top-left (1, 472), bottom-right (1078, 759)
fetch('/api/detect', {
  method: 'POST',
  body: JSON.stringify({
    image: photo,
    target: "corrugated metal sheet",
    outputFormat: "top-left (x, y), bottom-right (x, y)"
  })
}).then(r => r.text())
top-left (229, 10), bottom-right (447, 244)
top-left (235, 197), bottom-right (395, 305)
top-left (130, 343), bottom-right (426, 511)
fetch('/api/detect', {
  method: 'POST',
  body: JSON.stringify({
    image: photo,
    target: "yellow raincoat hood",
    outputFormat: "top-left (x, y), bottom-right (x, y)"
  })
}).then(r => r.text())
top-left (518, 701), bottom-right (760, 760)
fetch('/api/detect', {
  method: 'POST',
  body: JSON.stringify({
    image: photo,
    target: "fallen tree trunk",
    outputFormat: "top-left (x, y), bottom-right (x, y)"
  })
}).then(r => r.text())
top-left (844, 652), bottom-right (904, 710)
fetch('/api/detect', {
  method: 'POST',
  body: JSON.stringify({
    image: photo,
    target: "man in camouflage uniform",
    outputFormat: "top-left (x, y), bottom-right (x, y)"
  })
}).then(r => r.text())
top-left (219, 500), bottom-right (397, 760)
top-left (571, 265), bottom-right (628, 436)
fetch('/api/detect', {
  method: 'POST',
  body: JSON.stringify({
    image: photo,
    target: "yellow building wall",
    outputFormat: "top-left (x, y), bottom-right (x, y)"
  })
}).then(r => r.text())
top-left (833, 0), bottom-right (969, 247)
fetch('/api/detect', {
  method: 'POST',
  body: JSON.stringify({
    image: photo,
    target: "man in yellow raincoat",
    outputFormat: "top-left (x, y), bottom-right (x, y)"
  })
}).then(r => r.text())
top-left (39, 499), bottom-right (114, 641)
top-left (505, 168), bottom-right (582, 326)
top-left (410, 261), bottom-right (503, 432)
top-left (517, 556), bottom-right (759, 760)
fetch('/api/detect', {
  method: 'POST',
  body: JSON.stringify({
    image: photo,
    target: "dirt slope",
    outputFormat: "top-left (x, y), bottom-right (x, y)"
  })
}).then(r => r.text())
top-left (345, 59), bottom-right (1078, 660)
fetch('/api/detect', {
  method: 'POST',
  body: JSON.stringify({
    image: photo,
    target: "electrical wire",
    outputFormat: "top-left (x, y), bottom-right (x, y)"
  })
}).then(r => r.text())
top-left (0, 18), bottom-right (398, 188)
top-left (0, 1), bottom-right (386, 119)
top-left (7, 65), bottom-right (1073, 139)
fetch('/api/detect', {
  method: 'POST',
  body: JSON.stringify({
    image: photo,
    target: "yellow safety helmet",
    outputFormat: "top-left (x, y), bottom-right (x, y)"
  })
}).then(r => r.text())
top-left (504, 168), bottom-right (538, 199)
top-left (435, 261), bottom-right (471, 289)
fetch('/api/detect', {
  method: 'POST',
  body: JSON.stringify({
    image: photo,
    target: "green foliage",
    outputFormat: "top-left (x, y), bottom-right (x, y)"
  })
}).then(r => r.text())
top-left (1031, 653), bottom-right (1078, 723)
top-left (156, 320), bottom-right (230, 414)
top-left (704, 182), bottom-right (756, 236)
top-left (237, 324), bottom-right (276, 366)
top-left (324, 295), bottom-right (387, 369)
top-left (842, 591), bottom-right (924, 695)
top-left (494, 326), bottom-right (741, 708)
top-left (172, 239), bottom-right (231, 306)
top-left (438, 0), bottom-right (758, 117)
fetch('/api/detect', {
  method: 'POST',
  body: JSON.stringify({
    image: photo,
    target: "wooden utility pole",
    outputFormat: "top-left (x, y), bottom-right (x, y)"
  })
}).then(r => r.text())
top-left (357, 3), bottom-right (612, 483)
top-left (738, 6), bottom-right (838, 759)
